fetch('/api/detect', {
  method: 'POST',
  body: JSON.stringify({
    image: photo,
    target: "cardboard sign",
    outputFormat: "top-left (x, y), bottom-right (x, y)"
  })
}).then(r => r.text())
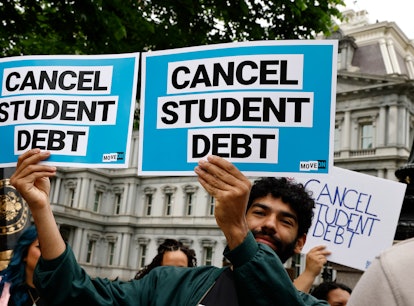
top-left (0, 53), bottom-right (139, 168)
top-left (296, 167), bottom-right (406, 271)
top-left (139, 40), bottom-right (338, 176)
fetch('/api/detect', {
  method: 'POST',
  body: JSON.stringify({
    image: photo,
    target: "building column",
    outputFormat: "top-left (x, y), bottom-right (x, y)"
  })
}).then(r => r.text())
top-left (406, 55), bottom-right (414, 78)
top-left (343, 111), bottom-right (351, 151)
top-left (74, 178), bottom-right (82, 209)
top-left (78, 178), bottom-right (86, 209)
top-left (119, 233), bottom-right (131, 267)
top-left (379, 39), bottom-right (393, 74)
top-left (72, 227), bottom-right (84, 259)
top-left (377, 106), bottom-right (386, 147)
top-left (388, 105), bottom-right (398, 146)
top-left (386, 39), bottom-right (401, 74)
top-left (120, 183), bottom-right (128, 214)
top-left (52, 177), bottom-right (61, 203)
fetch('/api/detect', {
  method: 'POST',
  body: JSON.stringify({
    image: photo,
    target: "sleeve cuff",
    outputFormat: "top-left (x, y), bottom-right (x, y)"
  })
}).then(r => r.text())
top-left (223, 231), bottom-right (258, 267)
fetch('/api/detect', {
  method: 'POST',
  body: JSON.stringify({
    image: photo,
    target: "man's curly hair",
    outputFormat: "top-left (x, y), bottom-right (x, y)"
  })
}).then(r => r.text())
top-left (247, 177), bottom-right (315, 238)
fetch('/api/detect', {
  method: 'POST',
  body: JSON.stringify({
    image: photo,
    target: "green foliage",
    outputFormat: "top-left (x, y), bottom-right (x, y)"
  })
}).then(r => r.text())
top-left (1, 0), bottom-right (344, 56)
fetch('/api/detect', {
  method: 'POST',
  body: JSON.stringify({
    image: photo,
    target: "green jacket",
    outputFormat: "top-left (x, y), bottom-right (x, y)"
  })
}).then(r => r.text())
top-left (34, 232), bottom-right (328, 306)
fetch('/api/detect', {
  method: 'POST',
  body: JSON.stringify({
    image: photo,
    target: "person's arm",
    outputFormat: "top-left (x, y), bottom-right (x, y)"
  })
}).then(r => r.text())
top-left (293, 245), bottom-right (331, 293)
top-left (10, 149), bottom-right (66, 259)
top-left (194, 155), bottom-right (251, 250)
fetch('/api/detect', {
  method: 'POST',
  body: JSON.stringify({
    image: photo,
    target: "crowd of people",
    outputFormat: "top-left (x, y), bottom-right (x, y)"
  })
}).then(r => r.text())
top-left (1, 149), bottom-right (412, 305)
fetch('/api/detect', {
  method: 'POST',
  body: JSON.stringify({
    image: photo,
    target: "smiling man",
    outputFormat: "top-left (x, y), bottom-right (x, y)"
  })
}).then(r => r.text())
top-left (10, 150), bottom-right (327, 306)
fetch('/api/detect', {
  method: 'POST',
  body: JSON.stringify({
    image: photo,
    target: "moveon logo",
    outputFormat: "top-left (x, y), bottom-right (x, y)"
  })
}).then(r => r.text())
top-left (299, 160), bottom-right (326, 171)
top-left (102, 152), bottom-right (124, 162)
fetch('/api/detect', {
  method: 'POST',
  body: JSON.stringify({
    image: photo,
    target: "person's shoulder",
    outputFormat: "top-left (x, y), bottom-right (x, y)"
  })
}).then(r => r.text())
top-left (375, 237), bottom-right (414, 275)
top-left (382, 238), bottom-right (414, 260)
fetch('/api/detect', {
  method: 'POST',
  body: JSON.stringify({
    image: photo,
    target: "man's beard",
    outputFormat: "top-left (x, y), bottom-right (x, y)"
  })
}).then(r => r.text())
top-left (251, 229), bottom-right (297, 263)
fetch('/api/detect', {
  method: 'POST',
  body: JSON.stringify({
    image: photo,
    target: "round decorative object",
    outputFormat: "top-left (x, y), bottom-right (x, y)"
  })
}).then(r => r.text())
top-left (0, 178), bottom-right (30, 268)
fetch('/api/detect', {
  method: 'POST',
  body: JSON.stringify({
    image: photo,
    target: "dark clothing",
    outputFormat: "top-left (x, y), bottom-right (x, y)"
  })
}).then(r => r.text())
top-left (199, 268), bottom-right (238, 306)
top-left (34, 232), bottom-right (328, 306)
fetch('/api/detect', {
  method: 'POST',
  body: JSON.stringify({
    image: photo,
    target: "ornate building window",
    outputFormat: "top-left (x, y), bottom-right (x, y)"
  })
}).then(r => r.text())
top-left (200, 239), bottom-right (216, 266)
top-left (114, 192), bottom-right (122, 215)
top-left (64, 180), bottom-right (77, 207)
top-left (144, 187), bottom-right (156, 216)
top-left (162, 186), bottom-right (176, 216)
top-left (108, 242), bottom-right (115, 266)
top-left (94, 191), bottom-right (103, 212)
top-left (183, 185), bottom-right (198, 216)
top-left (112, 186), bottom-right (124, 215)
top-left (106, 235), bottom-right (117, 266)
top-left (85, 233), bottom-right (99, 264)
top-left (137, 238), bottom-right (150, 269)
top-left (359, 122), bottom-right (374, 149)
top-left (93, 184), bottom-right (106, 213)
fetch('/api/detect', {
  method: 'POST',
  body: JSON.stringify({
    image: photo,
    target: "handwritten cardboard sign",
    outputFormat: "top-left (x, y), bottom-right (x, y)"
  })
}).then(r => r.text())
top-left (296, 167), bottom-right (406, 271)
top-left (139, 40), bottom-right (338, 176)
top-left (0, 53), bottom-right (139, 168)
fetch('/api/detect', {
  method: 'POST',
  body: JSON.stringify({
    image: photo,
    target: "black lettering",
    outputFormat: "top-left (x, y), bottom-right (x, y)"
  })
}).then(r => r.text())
top-left (260, 60), bottom-right (279, 85)
top-left (231, 134), bottom-right (251, 158)
top-left (220, 98), bottom-right (240, 121)
top-left (243, 97), bottom-right (261, 121)
top-left (78, 71), bottom-right (94, 90)
top-left (199, 98), bottom-right (218, 122)
top-left (20, 71), bottom-right (37, 90)
top-left (287, 97), bottom-right (310, 122)
top-left (213, 62), bottom-right (234, 86)
top-left (280, 60), bottom-right (298, 85)
top-left (10, 100), bottom-right (25, 120)
top-left (24, 99), bottom-right (41, 120)
top-left (32, 129), bottom-right (48, 149)
top-left (58, 71), bottom-right (77, 90)
top-left (190, 65), bottom-right (212, 88)
top-left (161, 101), bottom-right (179, 124)
top-left (17, 130), bottom-right (31, 150)
top-left (236, 61), bottom-right (258, 85)
top-left (253, 134), bottom-right (276, 158)
top-left (212, 134), bottom-right (230, 157)
top-left (41, 99), bottom-right (59, 119)
top-left (180, 100), bottom-right (198, 123)
top-left (0, 102), bottom-right (9, 122)
top-left (97, 101), bottom-right (115, 121)
top-left (192, 134), bottom-right (210, 157)
top-left (38, 71), bottom-right (57, 90)
top-left (171, 66), bottom-right (190, 89)
top-left (93, 71), bottom-right (108, 90)
top-left (77, 101), bottom-right (96, 121)
top-left (67, 130), bottom-right (86, 151)
top-left (179, 100), bottom-right (198, 123)
top-left (60, 101), bottom-right (77, 120)
top-left (263, 97), bottom-right (286, 122)
top-left (5, 72), bottom-right (20, 92)
top-left (47, 130), bottom-right (66, 150)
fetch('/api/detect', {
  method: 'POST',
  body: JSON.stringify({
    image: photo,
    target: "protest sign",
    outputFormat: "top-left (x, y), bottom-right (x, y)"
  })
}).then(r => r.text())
top-left (296, 167), bottom-right (406, 271)
top-left (139, 40), bottom-right (338, 176)
top-left (0, 53), bottom-right (139, 168)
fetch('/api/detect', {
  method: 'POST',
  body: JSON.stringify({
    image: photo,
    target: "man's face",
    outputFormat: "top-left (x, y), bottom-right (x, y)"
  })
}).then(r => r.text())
top-left (246, 194), bottom-right (306, 263)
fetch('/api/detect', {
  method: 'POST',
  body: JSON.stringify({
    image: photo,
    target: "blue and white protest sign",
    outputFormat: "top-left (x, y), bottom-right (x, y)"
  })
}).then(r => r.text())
top-left (139, 40), bottom-right (337, 176)
top-left (0, 53), bottom-right (139, 168)
top-left (296, 167), bottom-right (406, 271)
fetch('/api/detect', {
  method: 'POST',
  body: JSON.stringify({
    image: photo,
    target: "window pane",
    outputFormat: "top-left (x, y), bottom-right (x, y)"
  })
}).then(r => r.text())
top-left (361, 124), bottom-right (373, 149)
